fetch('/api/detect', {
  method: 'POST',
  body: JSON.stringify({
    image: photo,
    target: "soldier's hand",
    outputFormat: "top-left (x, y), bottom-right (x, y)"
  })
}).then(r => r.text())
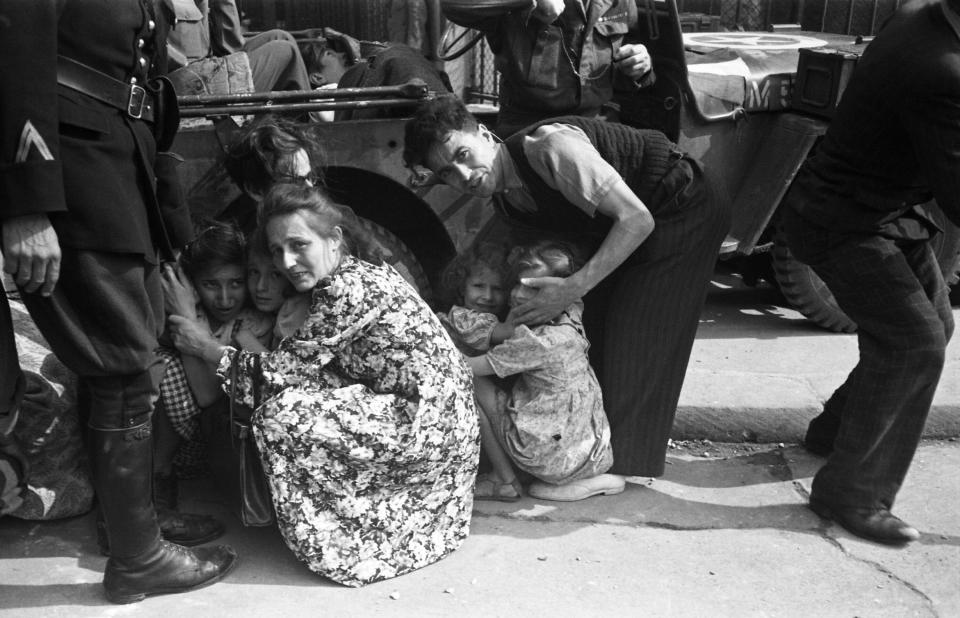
top-left (614, 43), bottom-right (653, 80)
top-left (1, 214), bottom-right (61, 297)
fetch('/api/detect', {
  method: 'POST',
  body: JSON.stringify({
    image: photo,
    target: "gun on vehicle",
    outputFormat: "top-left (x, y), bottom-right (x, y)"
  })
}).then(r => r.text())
top-left (177, 79), bottom-right (433, 118)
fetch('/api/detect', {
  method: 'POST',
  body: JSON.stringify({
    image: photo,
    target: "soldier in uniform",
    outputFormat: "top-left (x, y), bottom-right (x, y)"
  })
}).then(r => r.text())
top-left (0, 0), bottom-right (237, 603)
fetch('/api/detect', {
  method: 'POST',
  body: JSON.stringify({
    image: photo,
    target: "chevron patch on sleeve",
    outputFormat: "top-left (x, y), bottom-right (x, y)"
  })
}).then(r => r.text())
top-left (15, 120), bottom-right (54, 163)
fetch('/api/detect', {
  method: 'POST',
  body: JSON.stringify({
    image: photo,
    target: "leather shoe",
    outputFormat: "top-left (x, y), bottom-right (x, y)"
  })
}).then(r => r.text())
top-left (104, 540), bottom-right (238, 604)
top-left (528, 474), bottom-right (626, 502)
top-left (97, 509), bottom-right (226, 555)
top-left (809, 497), bottom-right (920, 545)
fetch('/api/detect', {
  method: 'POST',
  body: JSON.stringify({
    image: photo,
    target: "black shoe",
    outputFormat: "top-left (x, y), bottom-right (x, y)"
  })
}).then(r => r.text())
top-left (97, 509), bottom-right (226, 555)
top-left (103, 540), bottom-right (238, 604)
top-left (157, 508), bottom-right (226, 546)
top-left (154, 472), bottom-right (226, 546)
top-left (804, 412), bottom-right (840, 457)
top-left (809, 497), bottom-right (920, 545)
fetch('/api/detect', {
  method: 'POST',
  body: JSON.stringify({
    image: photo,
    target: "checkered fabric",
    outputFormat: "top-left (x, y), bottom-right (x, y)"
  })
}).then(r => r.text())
top-left (157, 348), bottom-right (208, 476)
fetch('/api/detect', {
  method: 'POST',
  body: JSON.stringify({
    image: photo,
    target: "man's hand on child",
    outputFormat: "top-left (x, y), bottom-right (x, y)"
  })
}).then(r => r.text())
top-left (511, 275), bottom-right (577, 326)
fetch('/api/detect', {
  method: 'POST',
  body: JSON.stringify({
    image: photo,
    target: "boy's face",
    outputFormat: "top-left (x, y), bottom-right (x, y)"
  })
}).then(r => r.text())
top-left (193, 264), bottom-right (247, 325)
top-left (425, 127), bottom-right (500, 197)
top-left (247, 251), bottom-right (288, 313)
top-left (463, 265), bottom-right (506, 315)
top-left (510, 261), bottom-right (550, 308)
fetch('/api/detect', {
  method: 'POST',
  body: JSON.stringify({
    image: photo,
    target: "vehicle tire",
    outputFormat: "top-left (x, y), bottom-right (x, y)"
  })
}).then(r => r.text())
top-left (356, 217), bottom-right (434, 303)
top-left (772, 204), bottom-right (960, 333)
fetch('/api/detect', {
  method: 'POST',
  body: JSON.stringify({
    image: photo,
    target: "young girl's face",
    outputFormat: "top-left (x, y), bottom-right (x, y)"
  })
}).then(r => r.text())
top-left (509, 261), bottom-right (551, 308)
top-left (247, 250), bottom-right (289, 313)
top-left (463, 265), bottom-right (506, 315)
top-left (192, 263), bottom-right (247, 326)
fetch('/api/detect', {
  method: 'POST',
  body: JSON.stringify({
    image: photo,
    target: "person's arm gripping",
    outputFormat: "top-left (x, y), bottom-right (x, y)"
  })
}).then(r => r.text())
top-left (511, 125), bottom-right (654, 326)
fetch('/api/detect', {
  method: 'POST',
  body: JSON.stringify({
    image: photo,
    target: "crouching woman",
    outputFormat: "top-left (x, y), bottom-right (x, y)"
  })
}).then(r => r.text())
top-left (168, 184), bottom-right (480, 586)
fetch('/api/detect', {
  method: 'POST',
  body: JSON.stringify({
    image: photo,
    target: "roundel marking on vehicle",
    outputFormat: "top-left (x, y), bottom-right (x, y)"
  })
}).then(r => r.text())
top-left (683, 32), bottom-right (828, 50)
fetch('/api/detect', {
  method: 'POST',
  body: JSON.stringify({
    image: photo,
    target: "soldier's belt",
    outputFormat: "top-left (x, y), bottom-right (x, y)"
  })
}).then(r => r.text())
top-left (56, 55), bottom-right (156, 122)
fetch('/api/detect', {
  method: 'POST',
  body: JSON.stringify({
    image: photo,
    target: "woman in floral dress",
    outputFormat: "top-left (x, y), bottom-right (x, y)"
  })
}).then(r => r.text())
top-left (169, 184), bottom-right (480, 586)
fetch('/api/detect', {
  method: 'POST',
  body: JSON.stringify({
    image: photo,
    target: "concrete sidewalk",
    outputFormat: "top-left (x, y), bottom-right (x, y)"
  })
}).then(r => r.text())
top-left (675, 275), bottom-right (960, 443)
top-left (2, 441), bottom-right (958, 617)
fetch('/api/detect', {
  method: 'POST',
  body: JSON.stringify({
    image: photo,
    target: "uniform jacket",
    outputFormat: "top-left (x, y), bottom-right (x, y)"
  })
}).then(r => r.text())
top-left (165, 0), bottom-right (245, 68)
top-left (790, 0), bottom-right (960, 235)
top-left (0, 0), bottom-right (192, 261)
top-left (441, 0), bottom-right (642, 123)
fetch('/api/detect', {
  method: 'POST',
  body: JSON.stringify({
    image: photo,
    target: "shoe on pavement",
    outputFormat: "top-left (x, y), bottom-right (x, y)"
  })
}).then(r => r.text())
top-left (808, 497), bottom-right (920, 545)
top-left (103, 540), bottom-right (238, 604)
top-left (528, 474), bottom-right (626, 502)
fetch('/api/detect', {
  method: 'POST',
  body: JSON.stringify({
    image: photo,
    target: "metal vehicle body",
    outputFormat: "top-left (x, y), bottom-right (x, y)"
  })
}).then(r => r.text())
top-left (172, 0), bottom-right (959, 328)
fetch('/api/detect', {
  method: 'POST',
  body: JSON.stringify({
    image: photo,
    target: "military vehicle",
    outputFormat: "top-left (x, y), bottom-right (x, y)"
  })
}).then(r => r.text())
top-left (173, 0), bottom-right (959, 330)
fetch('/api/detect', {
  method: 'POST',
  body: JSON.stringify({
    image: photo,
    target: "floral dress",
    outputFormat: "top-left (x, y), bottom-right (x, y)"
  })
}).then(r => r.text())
top-left (484, 302), bottom-right (613, 484)
top-left (219, 256), bottom-right (480, 586)
top-left (438, 305), bottom-right (500, 356)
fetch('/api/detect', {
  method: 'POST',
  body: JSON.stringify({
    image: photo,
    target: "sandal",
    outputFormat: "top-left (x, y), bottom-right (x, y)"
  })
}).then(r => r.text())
top-left (473, 473), bottom-right (523, 503)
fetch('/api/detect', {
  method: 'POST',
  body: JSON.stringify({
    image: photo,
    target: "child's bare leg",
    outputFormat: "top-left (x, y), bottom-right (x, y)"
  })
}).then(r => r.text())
top-left (473, 376), bottom-right (517, 487)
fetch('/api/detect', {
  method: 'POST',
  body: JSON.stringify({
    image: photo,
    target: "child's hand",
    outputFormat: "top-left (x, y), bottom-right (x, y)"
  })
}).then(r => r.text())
top-left (162, 263), bottom-right (198, 318)
top-left (233, 327), bottom-right (269, 352)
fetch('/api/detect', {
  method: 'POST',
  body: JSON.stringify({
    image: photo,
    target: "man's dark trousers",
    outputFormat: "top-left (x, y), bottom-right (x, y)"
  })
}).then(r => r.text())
top-left (782, 206), bottom-right (954, 510)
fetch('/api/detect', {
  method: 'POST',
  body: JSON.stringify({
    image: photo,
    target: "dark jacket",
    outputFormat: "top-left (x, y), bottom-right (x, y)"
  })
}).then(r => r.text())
top-left (442, 0), bottom-right (643, 131)
top-left (789, 0), bottom-right (960, 235)
top-left (0, 0), bottom-right (192, 261)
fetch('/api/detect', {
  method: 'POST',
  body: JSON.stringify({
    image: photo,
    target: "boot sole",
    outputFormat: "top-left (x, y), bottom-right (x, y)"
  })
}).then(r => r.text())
top-left (105, 553), bottom-right (240, 604)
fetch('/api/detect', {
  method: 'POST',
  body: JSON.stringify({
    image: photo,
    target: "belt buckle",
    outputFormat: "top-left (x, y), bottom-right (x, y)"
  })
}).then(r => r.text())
top-left (127, 84), bottom-right (146, 119)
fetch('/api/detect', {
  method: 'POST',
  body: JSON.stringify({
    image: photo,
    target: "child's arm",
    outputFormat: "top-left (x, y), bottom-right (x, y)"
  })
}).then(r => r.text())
top-left (488, 307), bottom-right (524, 345)
top-left (467, 354), bottom-right (497, 377)
top-left (180, 353), bottom-right (222, 407)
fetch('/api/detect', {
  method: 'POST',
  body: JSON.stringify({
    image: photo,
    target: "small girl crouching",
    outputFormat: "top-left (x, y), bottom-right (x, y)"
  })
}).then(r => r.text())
top-left (468, 241), bottom-right (625, 502)
top-left (436, 242), bottom-right (512, 356)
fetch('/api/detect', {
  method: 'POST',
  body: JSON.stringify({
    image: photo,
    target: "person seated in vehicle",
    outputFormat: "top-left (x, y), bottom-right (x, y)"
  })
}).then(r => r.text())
top-left (166, 0), bottom-right (312, 95)
top-left (218, 116), bottom-right (325, 235)
top-left (440, 0), bottom-right (655, 136)
top-left (300, 27), bottom-right (453, 121)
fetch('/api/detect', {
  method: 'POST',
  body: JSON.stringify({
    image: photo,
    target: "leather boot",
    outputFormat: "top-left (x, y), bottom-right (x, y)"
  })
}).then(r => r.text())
top-left (92, 422), bottom-right (237, 604)
top-left (154, 472), bottom-right (226, 546)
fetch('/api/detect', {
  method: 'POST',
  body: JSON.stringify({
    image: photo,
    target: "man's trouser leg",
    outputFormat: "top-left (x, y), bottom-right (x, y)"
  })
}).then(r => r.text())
top-left (785, 213), bottom-right (953, 509)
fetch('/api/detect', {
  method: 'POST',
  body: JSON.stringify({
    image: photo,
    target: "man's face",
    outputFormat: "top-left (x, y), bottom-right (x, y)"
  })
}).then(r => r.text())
top-left (313, 50), bottom-right (347, 87)
top-left (424, 128), bottom-right (500, 197)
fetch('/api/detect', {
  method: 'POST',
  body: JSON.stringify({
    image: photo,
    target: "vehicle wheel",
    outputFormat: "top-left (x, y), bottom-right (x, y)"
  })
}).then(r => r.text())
top-left (356, 217), bottom-right (433, 303)
top-left (772, 203), bottom-right (960, 333)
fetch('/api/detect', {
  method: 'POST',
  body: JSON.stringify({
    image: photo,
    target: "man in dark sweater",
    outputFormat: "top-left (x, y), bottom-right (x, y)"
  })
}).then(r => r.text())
top-left (780, 0), bottom-right (960, 544)
top-left (404, 97), bottom-right (729, 494)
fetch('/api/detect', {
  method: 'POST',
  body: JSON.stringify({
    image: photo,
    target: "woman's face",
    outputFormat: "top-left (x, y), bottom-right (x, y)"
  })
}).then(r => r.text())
top-left (509, 261), bottom-right (550, 308)
top-left (425, 127), bottom-right (500, 197)
top-left (266, 212), bottom-right (343, 293)
top-left (192, 263), bottom-right (247, 325)
top-left (275, 148), bottom-right (315, 185)
top-left (463, 265), bottom-right (505, 315)
top-left (247, 250), bottom-right (289, 313)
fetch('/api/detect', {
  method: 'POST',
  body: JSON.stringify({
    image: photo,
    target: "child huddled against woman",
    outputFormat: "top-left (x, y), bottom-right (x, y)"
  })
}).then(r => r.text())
top-left (153, 220), bottom-right (274, 544)
top-left (437, 242), bottom-right (512, 356)
top-left (239, 231), bottom-right (311, 352)
top-left (466, 240), bottom-right (625, 502)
